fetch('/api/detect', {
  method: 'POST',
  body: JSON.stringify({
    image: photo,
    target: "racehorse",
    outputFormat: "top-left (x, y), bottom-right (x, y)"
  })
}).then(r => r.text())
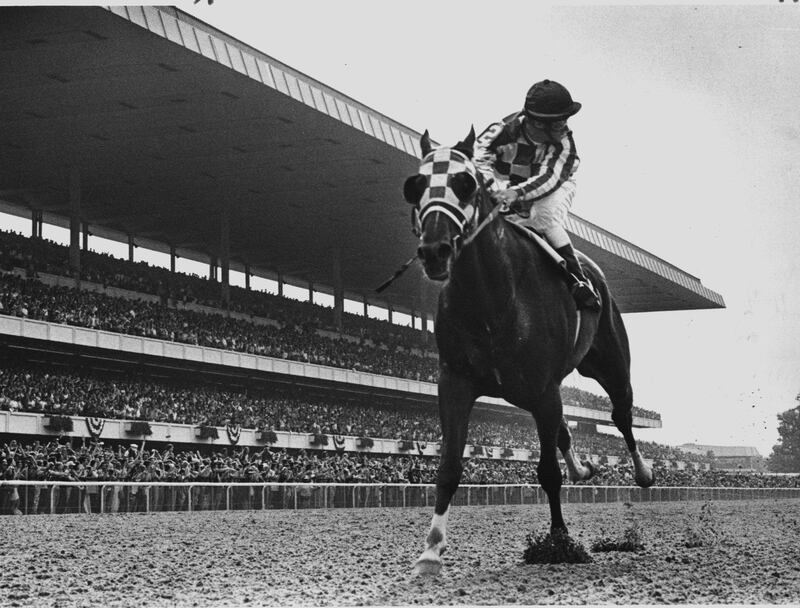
top-left (402, 128), bottom-right (655, 575)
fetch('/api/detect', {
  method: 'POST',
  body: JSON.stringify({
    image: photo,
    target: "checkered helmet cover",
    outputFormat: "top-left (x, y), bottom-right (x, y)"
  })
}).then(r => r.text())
top-left (416, 147), bottom-right (480, 230)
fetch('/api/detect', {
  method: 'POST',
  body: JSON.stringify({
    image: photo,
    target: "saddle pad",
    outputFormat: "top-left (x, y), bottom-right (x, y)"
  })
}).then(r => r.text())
top-left (505, 221), bottom-right (566, 270)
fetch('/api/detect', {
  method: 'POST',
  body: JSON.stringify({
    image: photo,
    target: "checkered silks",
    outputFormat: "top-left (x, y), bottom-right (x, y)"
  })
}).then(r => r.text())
top-left (416, 148), bottom-right (479, 230)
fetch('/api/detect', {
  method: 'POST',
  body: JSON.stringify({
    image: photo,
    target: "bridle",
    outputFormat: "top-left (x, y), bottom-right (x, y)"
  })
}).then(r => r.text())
top-left (411, 147), bottom-right (484, 257)
top-left (375, 145), bottom-right (498, 294)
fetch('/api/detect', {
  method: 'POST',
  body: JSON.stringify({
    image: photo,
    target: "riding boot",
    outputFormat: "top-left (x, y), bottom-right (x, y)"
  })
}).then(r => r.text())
top-left (555, 244), bottom-right (601, 311)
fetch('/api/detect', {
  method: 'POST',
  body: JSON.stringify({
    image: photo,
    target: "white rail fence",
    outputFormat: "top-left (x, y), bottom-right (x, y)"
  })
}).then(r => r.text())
top-left (1, 482), bottom-right (798, 515)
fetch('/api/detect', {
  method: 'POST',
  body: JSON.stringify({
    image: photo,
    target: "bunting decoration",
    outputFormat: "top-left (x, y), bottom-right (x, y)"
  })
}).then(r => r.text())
top-left (226, 423), bottom-right (241, 445)
top-left (332, 435), bottom-right (346, 452)
top-left (85, 417), bottom-right (105, 440)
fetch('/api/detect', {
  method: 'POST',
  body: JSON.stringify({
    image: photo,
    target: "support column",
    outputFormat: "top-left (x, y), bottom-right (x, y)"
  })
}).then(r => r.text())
top-left (127, 235), bottom-right (135, 262)
top-left (219, 204), bottom-right (230, 307)
top-left (422, 312), bottom-right (431, 345)
top-left (308, 282), bottom-right (314, 305)
top-left (68, 167), bottom-right (81, 284)
top-left (209, 256), bottom-right (218, 281)
top-left (81, 222), bottom-right (89, 251)
top-left (277, 273), bottom-right (283, 297)
top-left (31, 209), bottom-right (43, 239)
top-left (170, 245), bottom-right (176, 273)
top-left (244, 263), bottom-right (251, 290)
top-left (332, 248), bottom-right (343, 331)
top-left (363, 295), bottom-right (369, 318)
top-left (387, 304), bottom-right (393, 325)
top-left (419, 275), bottom-right (429, 343)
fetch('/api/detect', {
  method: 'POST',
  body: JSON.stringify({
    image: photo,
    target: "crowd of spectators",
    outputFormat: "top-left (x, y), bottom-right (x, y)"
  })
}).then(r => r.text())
top-left (582, 461), bottom-right (800, 488)
top-left (0, 229), bottom-right (662, 420)
top-left (0, 363), bottom-right (698, 464)
top-left (0, 272), bottom-right (439, 382)
top-left (0, 274), bottom-right (658, 420)
top-left (1, 438), bottom-right (797, 515)
top-left (0, 230), bottom-right (428, 350)
top-left (0, 364), bottom-right (442, 440)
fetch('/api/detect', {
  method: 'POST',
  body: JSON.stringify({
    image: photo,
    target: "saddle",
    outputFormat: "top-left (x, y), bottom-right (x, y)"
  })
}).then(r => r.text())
top-left (504, 221), bottom-right (570, 274)
top-left (503, 220), bottom-right (599, 332)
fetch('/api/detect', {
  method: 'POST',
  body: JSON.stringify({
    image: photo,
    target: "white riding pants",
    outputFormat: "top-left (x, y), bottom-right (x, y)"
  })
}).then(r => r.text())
top-left (507, 177), bottom-right (576, 249)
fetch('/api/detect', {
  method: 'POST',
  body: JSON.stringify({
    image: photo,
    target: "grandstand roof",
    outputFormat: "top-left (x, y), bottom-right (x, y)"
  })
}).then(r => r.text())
top-left (0, 5), bottom-right (725, 316)
top-left (679, 444), bottom-right (762, 458)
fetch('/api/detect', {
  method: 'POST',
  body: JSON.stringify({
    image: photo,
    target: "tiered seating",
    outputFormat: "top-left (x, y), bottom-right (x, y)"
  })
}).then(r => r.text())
top-left (0, 229), bottom-right (662, 421)
top-left (0, 273), bottom-right (439, 382)
top-left (0, 363), bottom-right (697, 463)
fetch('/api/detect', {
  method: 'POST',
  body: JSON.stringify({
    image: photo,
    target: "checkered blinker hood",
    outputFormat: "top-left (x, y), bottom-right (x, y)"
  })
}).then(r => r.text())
top-left (405, 147), bottom-right (480, 234)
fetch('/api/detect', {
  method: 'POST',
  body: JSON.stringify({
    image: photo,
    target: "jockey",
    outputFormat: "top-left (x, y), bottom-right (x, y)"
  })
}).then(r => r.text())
top-left (474, 79), bottom-right (601, 311)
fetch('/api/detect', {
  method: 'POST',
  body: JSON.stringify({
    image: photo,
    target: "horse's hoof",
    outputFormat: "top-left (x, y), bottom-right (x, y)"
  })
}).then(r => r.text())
top-left (413, 554), bottom-right (442, 576)
top-left (635, 470), bottom-right (655, 488)
top-left (549, 525), bottom-right (569, 538)
top-left (567, 460), bottom-right (594, 483)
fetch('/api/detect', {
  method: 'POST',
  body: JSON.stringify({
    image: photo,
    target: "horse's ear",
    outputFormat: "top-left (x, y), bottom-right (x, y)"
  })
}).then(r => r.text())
top-left (420, 130), bottom-right (432, 157)
top-left (453, 126), bottom-right (476, 159)
top-left (403, 174), bottom-right (427, 205)
top-left (450, 172), bottom-right (477, 202)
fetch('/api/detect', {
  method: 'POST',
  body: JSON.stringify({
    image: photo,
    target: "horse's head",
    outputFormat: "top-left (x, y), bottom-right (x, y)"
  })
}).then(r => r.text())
top-left (403, 127), bottom-right (486, 281)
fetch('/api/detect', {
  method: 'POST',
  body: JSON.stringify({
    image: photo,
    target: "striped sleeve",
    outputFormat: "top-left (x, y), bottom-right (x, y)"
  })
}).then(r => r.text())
top-left (473, 121), bottom-right (510, 189)
top-left (511, 131), bottom-right (579, 202)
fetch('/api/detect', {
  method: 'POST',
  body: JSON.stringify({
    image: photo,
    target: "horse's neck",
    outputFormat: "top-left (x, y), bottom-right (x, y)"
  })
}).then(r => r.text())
top-left (447, 203), bottom-right (533, 322)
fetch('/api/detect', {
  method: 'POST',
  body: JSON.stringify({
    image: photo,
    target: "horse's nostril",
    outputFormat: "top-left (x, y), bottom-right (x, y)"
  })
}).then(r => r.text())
top-left (418, 242), bottom-right (452, 266)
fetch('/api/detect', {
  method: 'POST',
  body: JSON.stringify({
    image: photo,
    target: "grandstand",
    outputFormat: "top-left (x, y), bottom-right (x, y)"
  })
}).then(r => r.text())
top-left (0, 6), bottom-right (736, 504)
top-left (679, 444), bottom-right (765, 472)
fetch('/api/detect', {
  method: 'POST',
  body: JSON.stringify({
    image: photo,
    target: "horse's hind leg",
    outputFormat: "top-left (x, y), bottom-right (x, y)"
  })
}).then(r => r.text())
top-left (414, 370), bottom-right (476, 575)
top-left (557, 416), bottom-right (595, 483)
top-left (577, 306), bottom-right (654, 488)
top-left (608, 382), bottom-right (654, 487)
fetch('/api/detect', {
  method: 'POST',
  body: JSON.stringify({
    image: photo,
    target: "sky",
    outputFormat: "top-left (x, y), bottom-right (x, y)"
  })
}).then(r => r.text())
top-left (178, 0), bottom-right (800, 457)
top-left (5, 1), bottom-right (800, 458)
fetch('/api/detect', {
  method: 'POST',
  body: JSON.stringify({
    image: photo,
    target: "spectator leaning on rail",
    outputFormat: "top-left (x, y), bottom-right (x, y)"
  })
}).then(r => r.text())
top-left (474, 79), bottom-right (600, 311)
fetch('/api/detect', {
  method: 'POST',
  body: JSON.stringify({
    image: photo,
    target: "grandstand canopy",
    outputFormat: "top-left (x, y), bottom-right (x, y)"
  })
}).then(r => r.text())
top-left (680, 444), bottom-right (762, 458)
top-left (0, 5), bottom-right (725, 316)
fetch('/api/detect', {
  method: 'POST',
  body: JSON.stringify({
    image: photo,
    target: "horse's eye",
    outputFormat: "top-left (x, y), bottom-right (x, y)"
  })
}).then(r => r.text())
top-left (450, 172), bottom-right (477, 201)
top-left (403, 174), bottom-right (428, 205)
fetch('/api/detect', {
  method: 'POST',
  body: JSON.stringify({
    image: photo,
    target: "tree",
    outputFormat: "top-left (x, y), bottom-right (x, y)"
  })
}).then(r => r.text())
top-left (767, 393), bottom-right (800, 473)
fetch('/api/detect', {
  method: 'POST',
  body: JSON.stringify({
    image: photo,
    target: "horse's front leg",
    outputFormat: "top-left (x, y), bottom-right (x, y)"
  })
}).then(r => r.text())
top-left (414, 370), bottom-right (476, 575)
top-left (533, 385), bottom-right (569, 533)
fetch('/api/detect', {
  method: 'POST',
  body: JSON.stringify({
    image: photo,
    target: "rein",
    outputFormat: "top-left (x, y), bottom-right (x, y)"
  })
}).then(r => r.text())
top-left (462, 199), bottom-right (504, 248)
top-left (375, 255), bottom-right (419, 294)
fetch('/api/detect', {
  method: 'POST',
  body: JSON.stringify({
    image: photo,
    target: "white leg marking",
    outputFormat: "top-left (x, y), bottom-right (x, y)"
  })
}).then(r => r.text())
top-left (429, 511), bottom-right (449, 544)
top-left (413, 508), bottom-right (449, 575)
top-left (631, 450), bottom-right (654, 487)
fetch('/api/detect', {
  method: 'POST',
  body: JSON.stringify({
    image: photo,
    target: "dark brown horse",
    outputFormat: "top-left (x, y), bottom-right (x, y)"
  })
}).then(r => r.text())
top-left (402, 128), bottom-right (654, 575)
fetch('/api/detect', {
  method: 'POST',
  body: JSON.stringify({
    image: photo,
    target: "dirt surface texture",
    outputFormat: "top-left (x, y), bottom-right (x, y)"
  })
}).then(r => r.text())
top-left (1, 499), bottom-right (799, 606)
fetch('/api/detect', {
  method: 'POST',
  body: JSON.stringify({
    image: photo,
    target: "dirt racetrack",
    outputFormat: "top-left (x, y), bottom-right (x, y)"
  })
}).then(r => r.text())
top-left (1, 498), bottom-right (799, 606)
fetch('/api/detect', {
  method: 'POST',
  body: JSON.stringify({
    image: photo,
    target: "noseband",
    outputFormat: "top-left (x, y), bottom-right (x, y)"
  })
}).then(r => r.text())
top-left (376, 145), bottom-right (491, 293)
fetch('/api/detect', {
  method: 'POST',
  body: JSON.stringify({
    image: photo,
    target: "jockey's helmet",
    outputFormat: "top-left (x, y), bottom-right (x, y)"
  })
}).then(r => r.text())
top-left (524, 80), bottom-right (581, 120)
